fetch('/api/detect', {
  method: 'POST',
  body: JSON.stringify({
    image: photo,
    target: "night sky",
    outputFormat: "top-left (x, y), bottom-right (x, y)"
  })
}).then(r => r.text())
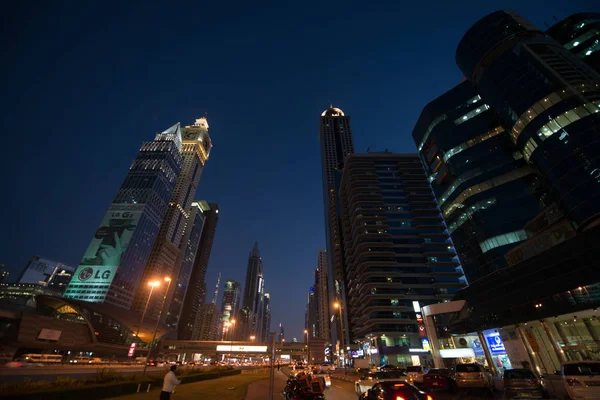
top-left (1, 1), bottom-right (591, 342)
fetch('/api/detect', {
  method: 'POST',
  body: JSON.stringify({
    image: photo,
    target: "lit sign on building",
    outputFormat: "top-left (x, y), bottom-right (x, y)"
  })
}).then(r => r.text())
top-left (412, 301), bottom-right (421, 313)
top-left (485, 332), bottom-right (506, 354)
top-left (421, 338), bottom-right (430, 351)
top-left (216, 345), bottom-right (268, 352)
top-left (409, 348), bottom-right (429, 353)
top-left (128, 343), bottom-right (136, 357)
top-left (439, 348), bottom-right (476, 358)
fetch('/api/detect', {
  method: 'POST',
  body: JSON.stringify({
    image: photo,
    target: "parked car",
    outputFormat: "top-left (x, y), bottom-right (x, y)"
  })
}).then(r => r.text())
top-left (502, 368), bottom-right (545, 399)
top-left (355, 371), bottom-right (408, 396)
top-left (561, 361), bottom-right (600, 400)
top-left (378, 364), bottom-right (398, 371)
top-left (423, 368), bottom-right (457, 392)
top-left (454, 363), bottom-right (493, 390)
top-left (406, 365), bottom-right (425, 384)
top-left (358, 381), bottom-right (433, 400)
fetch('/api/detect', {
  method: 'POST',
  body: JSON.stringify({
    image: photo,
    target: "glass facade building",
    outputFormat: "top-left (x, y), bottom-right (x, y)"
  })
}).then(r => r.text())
top-left (164, 201), bottom-right (206, 330)
top-left (412, 82), bottom-right (546, 283)
top-left (219, 280), bottom-right (241, 340)
top-left (179, 202), bottom-right (219, 340)
top-left (17, 256), bottom-right (75, 294)
top-left (64, 125), bottom-right (183, 309)
top-left (338, 152), bottom-right (465, 365)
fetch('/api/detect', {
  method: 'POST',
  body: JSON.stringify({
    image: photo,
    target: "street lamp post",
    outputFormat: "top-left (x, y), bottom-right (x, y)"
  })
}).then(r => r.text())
top-left (250, 335), bottom-right (256, 342)
top-left (304, 329), bottom-right (309, 364)
top-left (334, 301), bottom-right (346, 374)
top-left (143, 277), bottom-right (171, 375)
top-left (135, 281), bottom-right (160, 355)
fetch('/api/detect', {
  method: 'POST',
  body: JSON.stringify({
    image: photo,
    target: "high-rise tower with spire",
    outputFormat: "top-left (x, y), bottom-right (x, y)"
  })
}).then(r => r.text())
top-left (240, 241), bottom-right (265, 341)
top-left (133, 117), bottom-right (212, 322)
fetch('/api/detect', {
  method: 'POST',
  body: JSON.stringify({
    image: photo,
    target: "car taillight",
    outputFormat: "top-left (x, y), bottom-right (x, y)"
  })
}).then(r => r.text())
top-left (478, 373), bottom-right (484, 378)
top-left (395, 397), bottom-right (405, 400)
top-left (427, 396), bottom-right (433, 400)
top-left (567, 378), bottom-right (582, 386)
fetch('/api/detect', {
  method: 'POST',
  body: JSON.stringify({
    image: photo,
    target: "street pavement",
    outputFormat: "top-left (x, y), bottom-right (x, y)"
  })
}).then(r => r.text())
top-left (245, 370), bottom-right (288, 400)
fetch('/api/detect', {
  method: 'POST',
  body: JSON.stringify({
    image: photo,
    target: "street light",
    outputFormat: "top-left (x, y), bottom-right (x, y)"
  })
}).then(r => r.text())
top-left (135, 280), bottom-right (161, 345)
top-left (250, 335), bottom-right (256, 341)
top-left (333, 301), bottom-right (346, 373)
top-left (143, 277), bottom-right (171, 375)
top-left (304, 329), bottom-right (309, 363)
top-left (230, 319), bottom-right (236, 341)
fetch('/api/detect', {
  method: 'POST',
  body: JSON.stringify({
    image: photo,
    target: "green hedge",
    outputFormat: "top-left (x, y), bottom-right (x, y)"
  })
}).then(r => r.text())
top-left (1, 369), bottom-right (242, 400)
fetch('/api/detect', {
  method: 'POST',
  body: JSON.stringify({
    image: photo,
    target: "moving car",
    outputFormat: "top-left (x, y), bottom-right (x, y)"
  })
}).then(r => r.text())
top-left (454, 363), bottom-right (493, 390)
top-left (561, 361), bottom-right (600, 400)
top-left (423, 368), bottom-right (457, 392)
top-left (320, 362), bottom-right (335, 372)
top-left (378, 364), bottom-right (398, 371)
top-left (406, 365), bottom-right (425, 384)
top-left (356, 371), bottom-right (408, 396)
top-left (358, 381), bottom-right (433, 400)
top-left (502, 368), bottom-right (545, 399)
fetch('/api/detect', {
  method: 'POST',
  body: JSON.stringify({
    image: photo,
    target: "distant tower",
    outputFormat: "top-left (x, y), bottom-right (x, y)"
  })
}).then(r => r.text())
top-left (241, 242), bottom-right (265, 341)
top-left (64, 123), bottom-right (183, 308)
top-left (212, 272), bottom-right (221, 304)
top-left (278, 322), bottom-right (285, 343)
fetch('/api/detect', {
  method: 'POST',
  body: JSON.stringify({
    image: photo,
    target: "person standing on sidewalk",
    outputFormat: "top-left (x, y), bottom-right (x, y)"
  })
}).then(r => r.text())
top-left (160, 365), bottom-right (181, 400)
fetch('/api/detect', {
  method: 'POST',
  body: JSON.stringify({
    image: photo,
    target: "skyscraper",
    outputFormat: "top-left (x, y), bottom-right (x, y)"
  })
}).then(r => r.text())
top-left (193, 303), bottom-right (220, 340)
top-left (319, 106), bottom-right (355, 346)
top-left (306, 287), bottom-right (319, 338)
top-left (219, 280), bottom-right (241, 340)
top-left (262, 293), bottom-right (271, 342)
top-left (64, 124), bottom-right (183, 308)
top-left (338, 152), bottom-right (465, 364)
top-left (316, 250), bottom-right (330, 340)
top-left (133, 117), bottom-right (212, 320)
top-left (240, 242), bottom-right (264, 341)
top-left (278, 322), bottom-right (285, 343)
top-left (179, 202), bottom-right (219, 340)
top-left (164, 201), bottom-right (206, 329)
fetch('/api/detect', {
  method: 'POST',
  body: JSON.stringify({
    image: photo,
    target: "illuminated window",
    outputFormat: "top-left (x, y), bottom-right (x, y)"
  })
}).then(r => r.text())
top-left (479, 230), bottom-right (528, 254)
top-left (443, 126), bottom-right (504, 163)
top-left (454, 104), bottom-right (491, 125)
top-left (536, 101), bottom-right (600, 142)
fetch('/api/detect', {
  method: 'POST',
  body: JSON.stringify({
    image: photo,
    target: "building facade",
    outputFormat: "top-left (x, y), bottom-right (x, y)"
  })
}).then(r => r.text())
top-left (219, 280), bottom-right (241, 340)
top-left (306, 287), bottom-right (319, 338)
top-left (18, 256), bottom-right (75, 294)
top-left (179, 202), bottom-right (219, 340)
top-left (164, 202), bottom-right (206, 329)
top-left (192, 303), bottom-right (220, 341)
top-left (134, 117), bottom-right (212, 321)
top-left (240, 242), bottom-right (265, 341)
top-left (319, 106), bottom-right (355, 347)
top-left (316, 250), bottom-right (330, 340)
top-left (338, 152), bottom-right (465, 366)
top-left (64, 124), bottom-right (183, 308)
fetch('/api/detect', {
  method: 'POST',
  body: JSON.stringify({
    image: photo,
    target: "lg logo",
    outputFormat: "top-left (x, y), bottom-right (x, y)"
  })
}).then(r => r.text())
top-left (79, 267), bottom-right (112, 281)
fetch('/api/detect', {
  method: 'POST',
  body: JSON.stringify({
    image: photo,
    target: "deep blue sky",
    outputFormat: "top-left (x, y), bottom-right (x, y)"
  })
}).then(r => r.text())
top-left (0, 1), bottom-right (591, 341)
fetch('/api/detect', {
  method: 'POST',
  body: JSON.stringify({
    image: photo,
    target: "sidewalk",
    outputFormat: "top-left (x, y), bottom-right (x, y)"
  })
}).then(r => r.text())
top-left (245, 370), bottom-right (288, 400)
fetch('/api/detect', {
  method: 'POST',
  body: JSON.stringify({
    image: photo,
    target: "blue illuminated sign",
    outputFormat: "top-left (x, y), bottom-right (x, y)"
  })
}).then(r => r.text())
top-left (472, 339), bottom-right (484, 356)
top-left (485, 333), bottom-right (506, 354)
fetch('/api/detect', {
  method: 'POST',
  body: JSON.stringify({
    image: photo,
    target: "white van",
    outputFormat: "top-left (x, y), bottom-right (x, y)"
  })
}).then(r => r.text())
top-left (561, 361), bottom-right (600, 399)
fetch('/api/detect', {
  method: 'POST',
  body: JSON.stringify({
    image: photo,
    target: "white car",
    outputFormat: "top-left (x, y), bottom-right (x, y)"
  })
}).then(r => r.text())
top-left (406, 365), bottom-right (425, 384)
top-left (311, 370), bottom-right (332, 388)
top-left (355, 371), bottom-right (407, 396)
top-left (320, 362), bottom-right (336, 371)
top-left (562, 361), bottom-right (600, 400)
top-left (454, 363), bottom-right (493, 389)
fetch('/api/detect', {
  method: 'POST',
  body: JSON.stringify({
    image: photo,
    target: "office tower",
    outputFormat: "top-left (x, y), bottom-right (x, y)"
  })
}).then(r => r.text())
top-left (262, 293), bottom-right (271, 342)
top-left (545, 13), bottom-right (599, 70)
top-left (411, 11), bottom-right (600, 358)
top-left (240, 242), bottom-right (264, 340)
top-left (193, 303), bottom-right (220, 340)
top-left (178, 202), bottom-right (219, 340)
top-left (219, 280), bottom-right (241, 340)
top-left (316, 250), bottom-right (330, 340)
top-left (164, 202), bottom-right (206, 329)
top-left (338, 152), bottom-right (465, 363)
top-left (64, 124), bottom-right (183, 307)
top-left (319, 106), bottom-right (355, 346)
top-left (306, 287), bottom-right (319, 338)
top-left (18, 256), bottom-right (75, 294)
top-left (134, 117), bottom-right (212, 321)
top-left (413, 82), bottom-right (546, 283)
top-left (278, 323), bottom-right (285, 343)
